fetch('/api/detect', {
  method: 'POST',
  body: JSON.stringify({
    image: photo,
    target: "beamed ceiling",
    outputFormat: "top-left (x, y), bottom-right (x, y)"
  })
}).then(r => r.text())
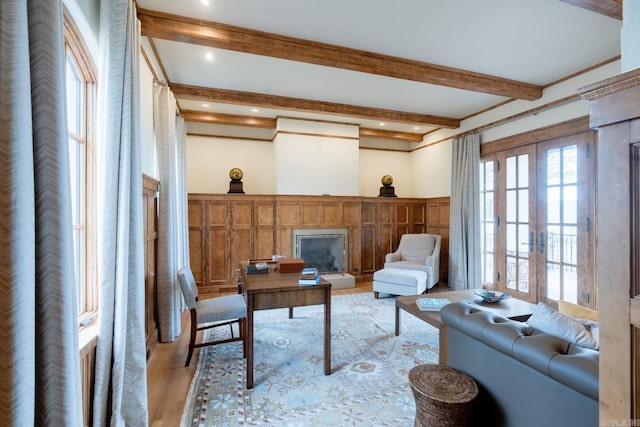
top-left (136, 0), bottom-right (622, 149)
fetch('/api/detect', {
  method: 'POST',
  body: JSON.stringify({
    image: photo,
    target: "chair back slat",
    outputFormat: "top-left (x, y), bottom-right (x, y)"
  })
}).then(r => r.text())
top-left (177, 266), bottom-right (199, 309)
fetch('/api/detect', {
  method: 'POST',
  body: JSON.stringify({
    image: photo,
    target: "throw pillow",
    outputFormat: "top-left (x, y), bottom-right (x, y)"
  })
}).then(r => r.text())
top-left (527, 302), bottom-right (599, 350)
top-left (557, 300), bottom-right (599, 322)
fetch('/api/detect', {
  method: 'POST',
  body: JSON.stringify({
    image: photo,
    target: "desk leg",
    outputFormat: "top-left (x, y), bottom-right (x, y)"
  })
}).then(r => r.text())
top-left (395, 303), bottom-right (400, 336)
top-left (324, 287), bottom-right (331, 375)
top-left (247, 298), bottom-right (254, 389)
top-left (289, 307), bottom-right (293, 319)
top-left (438, 325), bottom-right (447, 366)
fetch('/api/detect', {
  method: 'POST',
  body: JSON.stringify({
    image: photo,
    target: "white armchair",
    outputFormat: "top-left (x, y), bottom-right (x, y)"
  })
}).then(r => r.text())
top-left (384, 233), bottom-right (441, 290)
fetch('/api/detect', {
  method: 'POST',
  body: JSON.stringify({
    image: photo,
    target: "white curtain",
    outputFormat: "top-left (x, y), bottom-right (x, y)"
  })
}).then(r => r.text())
top-left (92, 0), bottom-right (149, 425)
top-left (154, 83), bottom-right (188, 342)
top-left (449, 133), bottom-right (482, 290)
top-left (0, 0), bottom-right (83, 425)
top-left (176, 116), bottom-right (190, 271)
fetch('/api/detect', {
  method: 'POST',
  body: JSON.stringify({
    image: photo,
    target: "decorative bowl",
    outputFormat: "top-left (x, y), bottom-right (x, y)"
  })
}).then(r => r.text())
top-left (475, 290), bottom-right (510, 303)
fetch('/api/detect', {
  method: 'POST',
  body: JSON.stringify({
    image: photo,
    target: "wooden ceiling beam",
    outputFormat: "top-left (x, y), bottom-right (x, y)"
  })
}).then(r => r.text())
top-left (359, 128), bottom-right (424, 143)
top-left (171, 83), bottom-right (460, 128)
top-left (181, 109), bottom-right (424, 143)
top-left (559, 0), bottom-right (622, 20)
top-left (138, 8), bottom-right (542, 101)
top-left (181, 110), bottom-right (276, 128)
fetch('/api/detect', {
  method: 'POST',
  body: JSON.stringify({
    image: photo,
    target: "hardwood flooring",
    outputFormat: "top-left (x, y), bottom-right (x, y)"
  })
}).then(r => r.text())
top-left (146, 280), bottom-right (373, 426)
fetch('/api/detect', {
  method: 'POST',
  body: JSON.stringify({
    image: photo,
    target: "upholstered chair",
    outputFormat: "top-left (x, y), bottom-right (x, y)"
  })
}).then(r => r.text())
top-left (384, 233), bottom-right (441, 290)
top-left (177, 266), bottom-right (247, 367)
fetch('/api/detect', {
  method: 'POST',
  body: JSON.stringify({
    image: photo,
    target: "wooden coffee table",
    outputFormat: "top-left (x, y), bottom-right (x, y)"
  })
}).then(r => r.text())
top-left (395, 290), bottom-right (536, 364)
top-left (239, 262), bottom-right (332, 389)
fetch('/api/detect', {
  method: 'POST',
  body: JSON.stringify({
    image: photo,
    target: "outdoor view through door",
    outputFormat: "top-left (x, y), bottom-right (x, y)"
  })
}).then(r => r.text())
top-left (481, 132), bottom-right (595, 307)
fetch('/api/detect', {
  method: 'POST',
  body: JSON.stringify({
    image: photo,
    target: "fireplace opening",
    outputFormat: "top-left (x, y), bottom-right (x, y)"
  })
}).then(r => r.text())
top-left (293, 228), bottom-right (347, 273)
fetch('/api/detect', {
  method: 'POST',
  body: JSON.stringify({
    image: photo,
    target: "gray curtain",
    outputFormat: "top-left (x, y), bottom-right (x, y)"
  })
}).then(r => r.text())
top-left (154, 83), bottom-right (186, 342)
top-left (92, 0), bottom-right (149, 425)
top-left (449, 133), bottom-right (482, 290)
top-left (0, 0), bottom-right (83, 425)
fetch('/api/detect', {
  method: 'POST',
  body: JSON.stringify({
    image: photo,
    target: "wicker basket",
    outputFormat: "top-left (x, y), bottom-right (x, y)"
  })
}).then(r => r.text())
top-left (409, 364), bottom-right (478, 427)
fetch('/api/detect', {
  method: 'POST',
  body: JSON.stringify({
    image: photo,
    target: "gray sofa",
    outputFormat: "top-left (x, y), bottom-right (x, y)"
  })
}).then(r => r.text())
top-left (440, 301), bottom-right (599, 427)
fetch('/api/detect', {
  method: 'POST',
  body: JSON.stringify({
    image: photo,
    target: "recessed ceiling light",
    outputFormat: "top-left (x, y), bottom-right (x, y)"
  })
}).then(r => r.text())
top-left (202, 103), bottom-right (210, 108)
top-left (414, 126), bottom-right (420, 131)
top-left (200, 0), bottom-right (209, 6)
top-left (205, 52), bottom-right (214, 61)
top-left (379, 122), bottom-right (386, 126)
top-left (252, 108), bottom-right (259, 113)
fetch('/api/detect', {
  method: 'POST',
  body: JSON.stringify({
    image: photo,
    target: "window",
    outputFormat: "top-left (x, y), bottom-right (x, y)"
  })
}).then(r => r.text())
top-left (64, 11), bottom-right (97, 322)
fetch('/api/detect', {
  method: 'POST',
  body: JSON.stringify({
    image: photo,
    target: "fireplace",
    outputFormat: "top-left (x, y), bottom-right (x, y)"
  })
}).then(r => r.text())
top-left (292, 228), bottom-right (348, 273)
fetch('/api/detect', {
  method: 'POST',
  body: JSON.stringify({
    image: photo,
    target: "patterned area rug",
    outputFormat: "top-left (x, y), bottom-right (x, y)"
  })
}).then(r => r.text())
top-left (181, 292), bottom-right (439, 426)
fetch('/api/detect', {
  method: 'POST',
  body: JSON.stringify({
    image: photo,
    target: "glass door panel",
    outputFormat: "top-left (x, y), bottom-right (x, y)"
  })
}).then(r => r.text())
top-left (537, 134), bottom-right (593, 307)
top-left (496, 145), bottom-right (536, 302)
top-left (480, 159), bottom-right (496, 286)
top-left (505, 154), bottom-right (531, 293)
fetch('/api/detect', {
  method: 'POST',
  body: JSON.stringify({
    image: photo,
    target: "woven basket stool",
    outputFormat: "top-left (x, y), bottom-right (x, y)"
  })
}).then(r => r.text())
top-left (408, 364), bottom-right (478, 427)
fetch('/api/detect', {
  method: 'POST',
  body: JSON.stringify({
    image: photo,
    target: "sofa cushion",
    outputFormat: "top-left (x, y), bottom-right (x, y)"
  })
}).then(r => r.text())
top-left (527, 302), bottom-right (599, 350)
top-left (400, 234), bottom-right (435, 262)
top-left (558, 300), bottom-right (599, 322)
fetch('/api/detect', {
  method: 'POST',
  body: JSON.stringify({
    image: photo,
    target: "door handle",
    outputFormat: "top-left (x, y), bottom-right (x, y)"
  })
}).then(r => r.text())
top-left (539, 232), bottom-right (545, 253)
top-left (529, 231), bottom-right (534, 253)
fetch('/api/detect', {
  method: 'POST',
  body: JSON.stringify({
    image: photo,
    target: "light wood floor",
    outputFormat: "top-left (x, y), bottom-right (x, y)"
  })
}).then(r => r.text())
top-left (146, 280), bottom-right (373, 426)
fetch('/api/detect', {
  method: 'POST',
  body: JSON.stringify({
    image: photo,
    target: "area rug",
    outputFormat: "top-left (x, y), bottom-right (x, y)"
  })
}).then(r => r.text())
top-left (181, 292), bottom-right (439, 426)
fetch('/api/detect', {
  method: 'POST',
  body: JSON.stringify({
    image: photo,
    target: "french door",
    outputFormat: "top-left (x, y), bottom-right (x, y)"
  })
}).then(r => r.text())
top-left (483, 132), bottom-right (595, 307)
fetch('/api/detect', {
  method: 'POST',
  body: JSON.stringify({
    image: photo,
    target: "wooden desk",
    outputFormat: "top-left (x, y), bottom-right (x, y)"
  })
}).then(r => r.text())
top-left (239, 262), bottom-right (332, 389)
top-left (395, 290), bottom-right (536, 364)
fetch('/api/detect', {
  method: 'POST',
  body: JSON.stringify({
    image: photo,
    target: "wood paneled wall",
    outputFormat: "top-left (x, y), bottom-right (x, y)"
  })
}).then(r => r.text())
top-left (143, 174), bottom-right (159, 357)
top-left (188, 193), bottom-right (450, 296)
top-left (80, 335), bottom-right (96, 427)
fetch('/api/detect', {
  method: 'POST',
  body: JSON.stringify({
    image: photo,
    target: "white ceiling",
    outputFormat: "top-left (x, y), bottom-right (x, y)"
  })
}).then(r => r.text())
top-left (136, 0), bottom-right (622, 146)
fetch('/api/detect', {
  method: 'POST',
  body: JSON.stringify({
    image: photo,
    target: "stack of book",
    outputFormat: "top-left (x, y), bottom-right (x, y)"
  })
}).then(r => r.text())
top-left (246, 262), bottom-right (269, 274)
top-left (298, 267), bottom-right (320, 285)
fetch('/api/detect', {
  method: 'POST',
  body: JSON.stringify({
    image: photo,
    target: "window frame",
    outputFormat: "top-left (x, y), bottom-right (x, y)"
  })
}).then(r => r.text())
top-left (64, 8), bottom-right (98, 324)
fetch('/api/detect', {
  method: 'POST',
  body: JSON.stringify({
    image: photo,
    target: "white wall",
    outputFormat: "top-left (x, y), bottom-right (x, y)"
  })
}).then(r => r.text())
top-left (186, 136), bottom-right (275, 194)
top-left (358, 149), bottom-right (412, 197)
top-left (273, 118), bottom-right (359, 196)
top-left (622, 0), bottom-right (640, 72)
top-left (63, 0), bottom-right (100, 55)
top-left (411, 141), bottom-right (452, 198)
top-left (139, 56), bottom-right (157, 178)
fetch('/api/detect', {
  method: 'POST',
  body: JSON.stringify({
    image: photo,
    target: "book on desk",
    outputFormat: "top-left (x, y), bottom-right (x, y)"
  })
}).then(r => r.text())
top-left (246, 262), bottom-right (269, 274)
top-left (299, 267), bottom-right (320, 285)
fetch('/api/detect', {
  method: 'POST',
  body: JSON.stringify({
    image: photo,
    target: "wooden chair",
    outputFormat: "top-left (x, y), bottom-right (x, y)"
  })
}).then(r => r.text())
top-left (177, 266), bottom-right (247, 367)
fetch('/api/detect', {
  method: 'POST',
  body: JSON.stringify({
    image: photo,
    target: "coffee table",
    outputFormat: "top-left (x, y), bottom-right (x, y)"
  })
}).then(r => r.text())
top-left (239, 262), bottom-right (332, 389)
top-left (395, 290), bottom-right (536, 364)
